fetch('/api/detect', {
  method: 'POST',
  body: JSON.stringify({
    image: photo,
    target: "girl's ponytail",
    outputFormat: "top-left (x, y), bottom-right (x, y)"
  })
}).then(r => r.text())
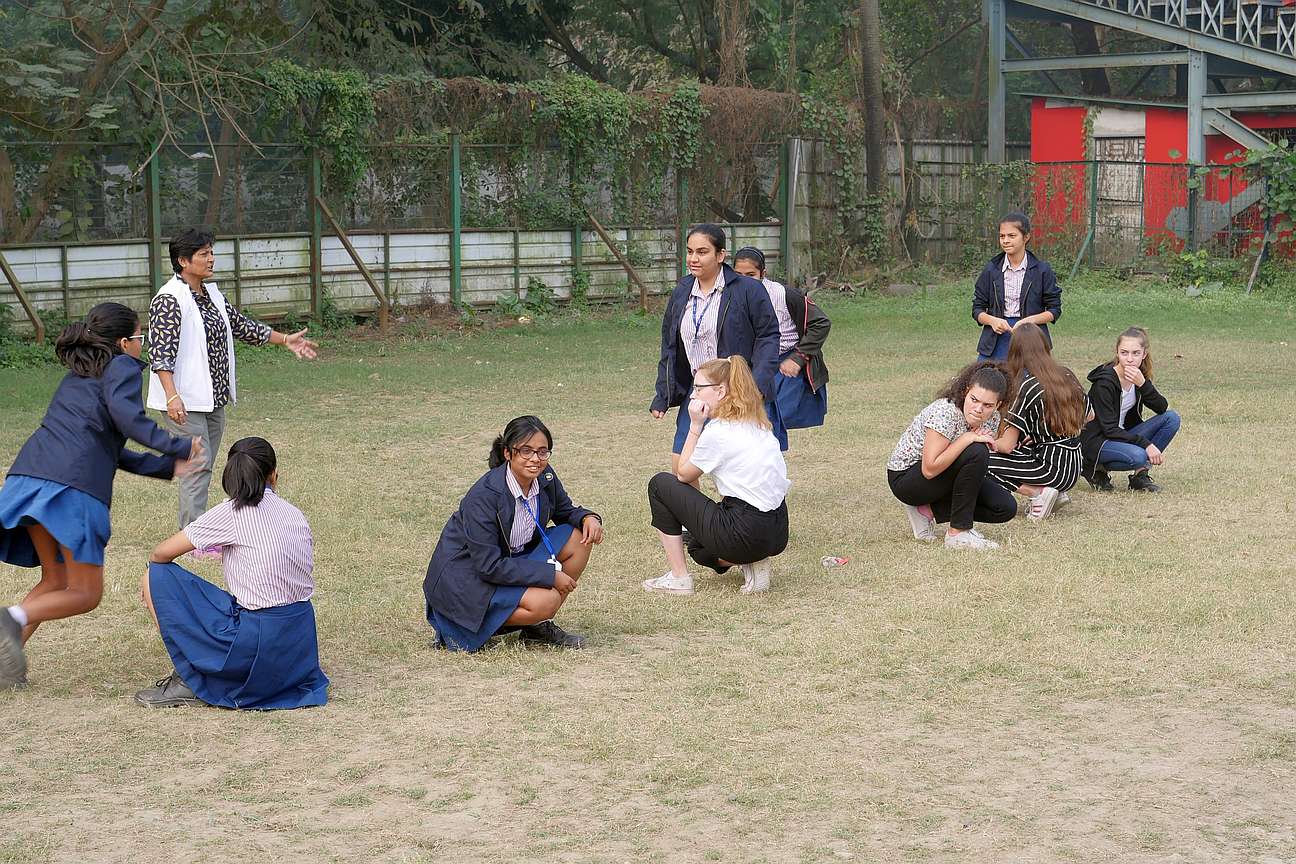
top-left (54, 302), bottom-right (138, 378)
top-left (221, 437), bottom-right (276, 509)
top-left (488, 435), bottom-right (508, 469)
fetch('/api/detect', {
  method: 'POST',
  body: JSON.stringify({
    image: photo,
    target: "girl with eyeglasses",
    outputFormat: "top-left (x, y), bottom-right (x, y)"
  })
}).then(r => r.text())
top-left (644, 355), bottom-right (790, 595)
top-left (731, 246), bottom-right (830, 451)
top-left (423, 416), bottom-right (604, 651)
top-left (650, 224), bottom-right (781, 471)
top-left (0, 303), bottom-right (202, 688)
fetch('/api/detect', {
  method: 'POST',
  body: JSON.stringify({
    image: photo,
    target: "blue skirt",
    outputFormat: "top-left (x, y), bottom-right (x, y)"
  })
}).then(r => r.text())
top-left (977, 316), bottom-right (1021, 362)
top-left (430, 523), bottom-right (576, 653)
top-left (764, 351), bottom-right (829, 451)
top-left (148, 562), bottom-right (329, 710)
top-left (0, 475), bottom-right (111, 567)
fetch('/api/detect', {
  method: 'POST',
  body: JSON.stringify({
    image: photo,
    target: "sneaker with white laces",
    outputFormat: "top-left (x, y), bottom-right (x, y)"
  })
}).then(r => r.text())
top-left (944, 529), bottom-right (999, 551)
top-left (739, 558), bottom-right (772, 594)
top-left (1026, 487), bottom-right (1060, 522)
top-left (642, 572), bottom-right (695, 595)
top-left (903, 504), bottom-right (937, 542)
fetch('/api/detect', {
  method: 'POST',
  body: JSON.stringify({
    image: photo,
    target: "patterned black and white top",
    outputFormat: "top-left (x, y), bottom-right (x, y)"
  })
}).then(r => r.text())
top-left (987, 373), bottom-right (1088, 492)
top-left (887, 399), bottom-right (1001, 472)
top-left (149, 286), bottom-right (272, 409)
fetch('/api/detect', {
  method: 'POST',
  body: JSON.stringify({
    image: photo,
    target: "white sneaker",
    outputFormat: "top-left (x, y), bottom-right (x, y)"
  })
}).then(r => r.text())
top-left (1026, 487), bottom-right (1060, 522)
top-left (739, 558), bottom-right (772, 594)
top-left (643, 572), bottom-right (695, 595)
top-left (1055, 491), bottom-right (1072, 510)
top-left (944, 529), bottom-right (999, 551)
top-left (903, 504), bottom-right (937, 542)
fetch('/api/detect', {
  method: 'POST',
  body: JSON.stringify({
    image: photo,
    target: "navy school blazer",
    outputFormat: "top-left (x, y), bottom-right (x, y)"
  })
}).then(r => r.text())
top-left (971, 251), bottom-right (1062, 357)
top-left (6, 353), bottom-right (190, 505)
top-left (423, 464), bottom-right (598, 633)
top-left (651, 264), bottom-right (780, 413)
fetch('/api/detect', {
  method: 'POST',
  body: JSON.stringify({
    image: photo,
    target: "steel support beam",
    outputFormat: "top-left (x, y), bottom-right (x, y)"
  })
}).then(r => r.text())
top-left (1003, 28), bottom-right (1064, 91)
top-left (1188, 50), bottom-right (1207, 164)
top-left (1205, 109), bottom-right (1274, 150)
top-left (1003, 50), bottom-right (1188, 71)
top-left (1009, 0), bottom-right (1296, 78)
top-left (1203, 90), bottom-right (1296, 108)
top-left (988, 0), bottom-right (1007, 163)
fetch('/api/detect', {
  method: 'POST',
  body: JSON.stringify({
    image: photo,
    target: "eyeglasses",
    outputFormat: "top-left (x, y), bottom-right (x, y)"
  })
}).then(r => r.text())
top-left (692, 383), bottom-right (722, 390)
top-left (125, 332), bottom-right (148, 342)
top-left (513, 446), bottom-right (551, 461)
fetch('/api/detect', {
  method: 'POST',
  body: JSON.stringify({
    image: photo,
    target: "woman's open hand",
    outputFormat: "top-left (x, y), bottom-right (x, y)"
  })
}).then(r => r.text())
top-left (580, 515), bottom-right (604, 545)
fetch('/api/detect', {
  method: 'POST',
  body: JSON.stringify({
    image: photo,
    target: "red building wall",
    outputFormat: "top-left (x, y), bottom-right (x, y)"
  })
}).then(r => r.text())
top-left (1029, 98), bottom-right (1088, 242)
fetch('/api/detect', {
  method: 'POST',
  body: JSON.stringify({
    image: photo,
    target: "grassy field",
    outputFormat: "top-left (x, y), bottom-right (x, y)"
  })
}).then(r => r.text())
top-left (1, 280), bottom-right (1295, 863)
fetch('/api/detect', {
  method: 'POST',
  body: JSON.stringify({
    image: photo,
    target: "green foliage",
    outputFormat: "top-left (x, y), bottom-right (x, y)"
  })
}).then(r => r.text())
top-left (264, 61), bottom-right (377, 193)
top-left (0, 305), bottom-right (57, 369)
top-left (938, 161), bottom-right (1038, 267)
top-left (1230, 139), bottom-right (1296, 227)
top-left (315, 291), bottom-right (354, 332)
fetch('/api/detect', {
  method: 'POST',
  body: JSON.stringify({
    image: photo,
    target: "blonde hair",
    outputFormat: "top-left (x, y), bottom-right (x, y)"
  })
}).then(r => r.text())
top-left (695, 356), bottom-right (770, 429)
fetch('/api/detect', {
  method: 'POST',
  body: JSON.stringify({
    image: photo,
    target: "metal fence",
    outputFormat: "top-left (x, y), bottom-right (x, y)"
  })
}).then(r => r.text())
top-left (0, 138), bottom-right (1276, 335)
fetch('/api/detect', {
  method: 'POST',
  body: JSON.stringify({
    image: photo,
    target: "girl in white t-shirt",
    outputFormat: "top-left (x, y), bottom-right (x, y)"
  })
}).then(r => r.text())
top-left (644, 355), bottom-right (790, 595)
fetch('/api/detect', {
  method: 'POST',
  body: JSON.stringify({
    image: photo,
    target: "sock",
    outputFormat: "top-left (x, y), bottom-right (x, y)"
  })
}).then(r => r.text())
top-left (8, 606), bottom-right (28, 627)
top-left (917, 504), bottom-right (934, 519)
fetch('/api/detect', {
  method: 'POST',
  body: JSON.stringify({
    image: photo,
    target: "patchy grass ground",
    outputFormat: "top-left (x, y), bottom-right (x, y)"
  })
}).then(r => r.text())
top-left (1, 281), bottom-right (1294, 863)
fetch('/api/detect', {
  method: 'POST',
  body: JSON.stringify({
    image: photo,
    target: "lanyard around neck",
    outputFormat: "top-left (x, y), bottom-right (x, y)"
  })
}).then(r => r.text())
top-left (691, 289), bottom-right (718, 343)
top-left (520, 495), bottom-right (557, 559)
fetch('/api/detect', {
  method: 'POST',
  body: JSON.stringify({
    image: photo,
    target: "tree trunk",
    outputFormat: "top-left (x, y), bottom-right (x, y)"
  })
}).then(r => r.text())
top-left (202, 118), bottom-right (238, 229)
top-left (858, 0), bottom-right (886, 197)
top-left (1068, 22), bottom-right (1111, 95)
top-left (717, 0), bottom-right (751, 86)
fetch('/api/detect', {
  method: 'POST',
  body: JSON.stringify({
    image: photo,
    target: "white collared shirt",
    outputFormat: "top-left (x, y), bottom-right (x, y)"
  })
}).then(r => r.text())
top-left (504, 468), bottom-right (542, 553)
top-left (1002, 254), bottom-right (1028, 317)
top-left (680, 270), bottom-right (726, 373)
top-left (762, 277), bottom-right (799, 353)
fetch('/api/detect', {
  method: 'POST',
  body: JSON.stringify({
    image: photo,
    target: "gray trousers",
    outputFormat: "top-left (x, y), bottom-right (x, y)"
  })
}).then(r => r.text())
top-left (160, 406), bottom-right (226, 529)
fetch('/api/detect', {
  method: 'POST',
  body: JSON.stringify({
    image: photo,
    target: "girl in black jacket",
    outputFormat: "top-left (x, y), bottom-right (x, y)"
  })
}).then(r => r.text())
top-left (0, 303), bottom-right (200, 687)
top-left (972, 212), bottom-right (1062, 361)
top-left (732, 246), bottom-right (830, 450)
top-left (1079, 327), bottom-right (1181, 492)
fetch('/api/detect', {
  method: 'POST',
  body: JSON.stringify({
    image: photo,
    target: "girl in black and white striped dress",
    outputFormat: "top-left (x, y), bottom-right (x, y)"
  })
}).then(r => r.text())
top-left (988, 323), bottom-right (1089, 521)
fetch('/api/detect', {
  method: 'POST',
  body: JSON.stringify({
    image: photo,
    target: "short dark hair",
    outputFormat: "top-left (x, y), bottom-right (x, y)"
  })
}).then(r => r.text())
top-left (222, 437), bottom-right (277, 509)
top-left (733, 246), bottom-right (766, 273)
top-left (999, 212), bottom-right (1031, 236)
top-left (489, 416), bottom-right (554, 469)
top-left (686, 223), bottom-right (726, 253)
top-left (169, 227), bottom-right (215, 275)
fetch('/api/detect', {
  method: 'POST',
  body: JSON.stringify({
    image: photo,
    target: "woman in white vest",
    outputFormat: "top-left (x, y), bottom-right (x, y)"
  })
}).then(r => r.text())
top-left (148, 228), bottom-right (317, 551)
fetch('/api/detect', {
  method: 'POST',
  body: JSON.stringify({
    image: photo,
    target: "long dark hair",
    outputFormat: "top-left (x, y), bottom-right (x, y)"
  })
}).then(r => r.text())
top-left (54, 302), bottom-right (138, 378)
top-left (1005, 323), bottom-right (1085, 437)
top-left (686, 223), bottom-right (726, 252)
top-left (222, 437), bottom-right (276, 509)
top-left (937, 360), bottom-right (1008, 407)
top-left (488, 416), bottom-right (553, 469)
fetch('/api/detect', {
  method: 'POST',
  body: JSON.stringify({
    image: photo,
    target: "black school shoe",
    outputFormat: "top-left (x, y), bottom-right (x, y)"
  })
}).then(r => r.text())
top-left (134, 672), bottom-right (203, 708)
top-left (1087, 469), bottom-right (1115, 492)
top-left (0, 610), bottom-right (27, 688)
top-left (518, 620), bottom-right (586, 649)
top-left (1128, 470), bottom-right (1162, 493)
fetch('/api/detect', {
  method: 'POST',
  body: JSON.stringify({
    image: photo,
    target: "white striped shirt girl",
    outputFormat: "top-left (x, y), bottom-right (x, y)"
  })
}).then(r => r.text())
top-left (504, 467), bottom-right (543, 553)
top-left (183, 489), bottom-right (314, 610)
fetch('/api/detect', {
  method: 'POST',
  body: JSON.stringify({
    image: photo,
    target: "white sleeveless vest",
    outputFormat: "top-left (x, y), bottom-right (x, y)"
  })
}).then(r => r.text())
top-left (146, 275), bottom-right (237, 412)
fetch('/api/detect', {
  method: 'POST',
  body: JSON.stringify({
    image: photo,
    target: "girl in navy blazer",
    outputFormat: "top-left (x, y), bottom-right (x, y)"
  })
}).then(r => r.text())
top-left (423, 416), bottom-right (603, 652)
top-left (0, 303), bottom-right (199, 687)
top-left (972, 212), bottom-right (1062, 361)
top-left (651, 223), bottom-right (780, 472)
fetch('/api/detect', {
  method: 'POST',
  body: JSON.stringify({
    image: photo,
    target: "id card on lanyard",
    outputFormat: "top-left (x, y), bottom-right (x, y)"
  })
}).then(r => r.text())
top-left (690, 290), bottom-right (718, 372)
top-left (520, 496), bottom-right (560, 570)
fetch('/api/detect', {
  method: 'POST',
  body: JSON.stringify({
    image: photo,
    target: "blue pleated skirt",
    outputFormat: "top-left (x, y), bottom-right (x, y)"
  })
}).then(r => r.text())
top-left (429, 523), bottom-right (575, 653)
top-left (0, 474), bottom-right (111, 567)
top-left (148, 562), bottom-right (329, 710)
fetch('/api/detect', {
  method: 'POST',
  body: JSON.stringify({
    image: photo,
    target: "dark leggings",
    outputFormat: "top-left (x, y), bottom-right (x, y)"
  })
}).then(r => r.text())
top-left (887, 444), bottom-right (1017, 530)
top-left (647, 472), bottom-right (789, 571)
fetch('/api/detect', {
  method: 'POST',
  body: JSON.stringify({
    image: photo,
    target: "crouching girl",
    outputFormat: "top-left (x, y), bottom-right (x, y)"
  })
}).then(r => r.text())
top-left (136, 437), bottom-right (329, 709)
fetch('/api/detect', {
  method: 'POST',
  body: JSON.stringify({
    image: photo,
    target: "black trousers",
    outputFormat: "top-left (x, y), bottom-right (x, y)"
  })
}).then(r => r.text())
top-left (647, 472), bottom-right (789, 571)
top-left (887, 444), bottom-right (1017, 530)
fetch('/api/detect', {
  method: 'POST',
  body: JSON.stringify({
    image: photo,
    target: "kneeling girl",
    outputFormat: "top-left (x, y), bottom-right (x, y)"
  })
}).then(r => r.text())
top-left (137, 437), bottom-right (329, 709)
top-left (423, 416), bottom-right (603, 652)
top-left (886, 362), bottom-right (1017, 550)
top-left (644, 355), bottom-right (790, 595)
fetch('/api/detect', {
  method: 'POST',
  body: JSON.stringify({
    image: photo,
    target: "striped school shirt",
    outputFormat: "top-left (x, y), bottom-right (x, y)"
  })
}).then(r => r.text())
top-left (183, 489), bottom-right (315, 610)
top-left (504, 468), bottom-right (542, 553)
top-left (680, 271), bottom-right (726, 374)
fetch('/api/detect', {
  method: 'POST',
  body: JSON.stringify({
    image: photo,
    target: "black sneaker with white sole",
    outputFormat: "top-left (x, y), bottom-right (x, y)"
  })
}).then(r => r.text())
top-left (518, 620), bottom-right (586, 649)
top-left (1128, 470), bottom-right (1161, 492)
top-left (0, 610), bottom-right (27, 688)
top-left (1087, 469), bottom-right (1115, 492)
top-left (134, 672), bottom-right (203, 708)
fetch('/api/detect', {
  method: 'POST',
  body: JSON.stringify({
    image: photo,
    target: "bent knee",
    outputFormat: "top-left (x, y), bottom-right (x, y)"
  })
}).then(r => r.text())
top-left (648, 471), bottom-right (677, 496)
top-left (1162, 409), bottom-right (1181, 429)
